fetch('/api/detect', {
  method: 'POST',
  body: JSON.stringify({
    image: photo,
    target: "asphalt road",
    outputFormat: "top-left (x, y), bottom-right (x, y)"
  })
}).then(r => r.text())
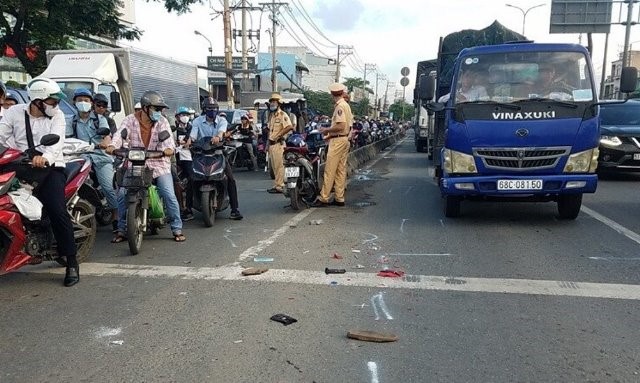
top-left (3, 135), bottom-right (640, 383)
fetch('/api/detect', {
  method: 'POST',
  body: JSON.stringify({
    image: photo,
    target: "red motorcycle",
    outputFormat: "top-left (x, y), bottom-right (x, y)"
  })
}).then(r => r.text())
top-left (0, 134), bottom-right (97, 273)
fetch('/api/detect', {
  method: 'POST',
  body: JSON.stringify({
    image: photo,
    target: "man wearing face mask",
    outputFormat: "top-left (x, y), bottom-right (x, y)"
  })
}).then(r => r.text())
top-left (174, 106), bottom-right (194, 220)
top-left (107, 91), bottom-right (186, 243)
top-left (0, 78), bottom-right (79, 286)
top-left (186, 97), bottom-right (243, 220)
top-left (266, 93), bottom-right (293, 194)
top-left (68, 88), bottom-right (119, 231)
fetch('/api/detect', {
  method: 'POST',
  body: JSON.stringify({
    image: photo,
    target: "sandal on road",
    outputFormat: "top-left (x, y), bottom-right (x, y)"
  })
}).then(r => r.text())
top-left (173, 233), bottom-right (186, 242)
top-left (111, 233), bottom-right (126, 243)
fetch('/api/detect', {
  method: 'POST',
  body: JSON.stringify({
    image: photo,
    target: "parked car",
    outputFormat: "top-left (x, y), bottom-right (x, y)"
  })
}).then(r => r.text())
top-left (598, 99), bottom-right (640, 172)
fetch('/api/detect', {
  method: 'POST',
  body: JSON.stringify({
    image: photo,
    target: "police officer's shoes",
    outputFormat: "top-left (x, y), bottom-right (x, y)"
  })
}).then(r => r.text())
top-left (331, 200), bottom-right (345, 207)
top-left (230, 210), bottom-right (244, 220)
top-left (310, 199), bottom-right (329, 208)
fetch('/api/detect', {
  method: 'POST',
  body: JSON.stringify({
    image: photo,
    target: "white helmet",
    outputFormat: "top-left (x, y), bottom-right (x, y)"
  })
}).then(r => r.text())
top-left (27, 78), bottom-right (66, 101)
top-left (134, 102), bottom-right (142, 109)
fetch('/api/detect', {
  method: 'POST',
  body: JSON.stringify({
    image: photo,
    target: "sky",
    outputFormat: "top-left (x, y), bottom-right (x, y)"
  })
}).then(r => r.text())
top-left (124, 0), bottom-right (640, 101)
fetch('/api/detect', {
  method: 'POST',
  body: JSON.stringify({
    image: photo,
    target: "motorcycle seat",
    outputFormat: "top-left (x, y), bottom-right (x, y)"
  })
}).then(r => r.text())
top-left (64, 159), bottom-right (84, 183)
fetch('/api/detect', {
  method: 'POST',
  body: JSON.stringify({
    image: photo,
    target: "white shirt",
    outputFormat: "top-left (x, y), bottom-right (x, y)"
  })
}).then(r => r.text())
top-left (0, 103), bottom-right (66, 167)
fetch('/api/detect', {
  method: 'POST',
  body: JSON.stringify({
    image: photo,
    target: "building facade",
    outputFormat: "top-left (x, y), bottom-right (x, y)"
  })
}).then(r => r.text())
top-left (603, 50), bottom-right (640, 99)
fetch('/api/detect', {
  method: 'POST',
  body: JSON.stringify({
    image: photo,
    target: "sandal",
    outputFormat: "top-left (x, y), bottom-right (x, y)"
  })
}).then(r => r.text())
top-left (173, 233), bottom-right (186, 242)
top-left (111, 233), bottom-right (126, 243)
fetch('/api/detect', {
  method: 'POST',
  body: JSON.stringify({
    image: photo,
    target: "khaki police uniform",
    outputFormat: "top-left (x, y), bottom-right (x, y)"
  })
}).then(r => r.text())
top-left (268, 108), bottom-right (292, 191)
top-left (319, 93), bottom-right (353, 203)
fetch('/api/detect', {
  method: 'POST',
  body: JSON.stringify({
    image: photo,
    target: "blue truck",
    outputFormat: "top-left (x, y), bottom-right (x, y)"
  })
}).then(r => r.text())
top-left (419, 24), bottom-right (637, 219)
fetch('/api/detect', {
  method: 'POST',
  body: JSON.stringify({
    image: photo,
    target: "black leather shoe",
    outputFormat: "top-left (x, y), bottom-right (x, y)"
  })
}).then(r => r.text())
top-left (64, 266), bottom-right (79, 287)
top-left (331, 200), bottom-right (345, 207)
top-left (267, 187), bottom-right (283, 194)
top-left (310, 199), bottom-right (329, 208)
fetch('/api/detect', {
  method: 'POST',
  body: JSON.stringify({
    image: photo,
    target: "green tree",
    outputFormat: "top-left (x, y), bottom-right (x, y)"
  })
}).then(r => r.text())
top-left (353, 98), bottom-right (370, 117)
top-left (343, 77), bottom-right (373, 94)
top-left (303, 90), bottom-right (334, 116)
top-left (388, 100), bottom-right (414, 121)
top-left (0, 0), bottom-right (200, 76)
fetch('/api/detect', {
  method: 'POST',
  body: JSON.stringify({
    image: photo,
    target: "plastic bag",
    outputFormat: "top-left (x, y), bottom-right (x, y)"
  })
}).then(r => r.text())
top-left (9, 187), bottom-right (43, 221)
top-left (148, 185), bottom-right (165, 220)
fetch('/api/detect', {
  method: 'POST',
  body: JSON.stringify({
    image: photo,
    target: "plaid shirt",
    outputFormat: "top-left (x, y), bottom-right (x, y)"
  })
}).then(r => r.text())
top-left (111, 113), bottom-right (176, 178)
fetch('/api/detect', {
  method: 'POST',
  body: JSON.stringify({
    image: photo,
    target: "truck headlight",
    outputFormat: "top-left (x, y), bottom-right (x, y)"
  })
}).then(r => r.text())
top-left (443, 148), bottom-right (477, 174)
top-left (599, 135), bottom-right (622, 148)
top-left (563, 148), bottom-right (599, 173)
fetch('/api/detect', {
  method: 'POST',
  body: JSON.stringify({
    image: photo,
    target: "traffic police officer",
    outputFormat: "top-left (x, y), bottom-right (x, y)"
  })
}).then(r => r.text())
top-left (266, 93), bottom-right (293, 194)
top-left (313, 83), bottom-right (353, 207)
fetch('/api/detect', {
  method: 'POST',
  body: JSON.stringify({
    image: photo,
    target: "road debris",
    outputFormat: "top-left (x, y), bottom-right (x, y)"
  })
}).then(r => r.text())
top-left (242, 267), bottom-right (269, 276)
top-left (353, 264), bottom-right (366, 269)
top-left (270, 314), bottom-right (298, 326)
top-left (109, 340), bottom-right (124, 346)
top-left (330, 253), bottom-right (343, 260)
top-left (233, 340), bottom-right (243, 344)
top-left (253, 257), bottom-right (274, 263)
top-left (352, 249), bottom-right (361, 253)
top-left (325, 268), bottom-right (346, 274)
top-left (347, 330), bottom-right (398, 343)
top-left (309, 219), bottom-right (324, 225)
top-left (377, 270), bottom-right (405, 278)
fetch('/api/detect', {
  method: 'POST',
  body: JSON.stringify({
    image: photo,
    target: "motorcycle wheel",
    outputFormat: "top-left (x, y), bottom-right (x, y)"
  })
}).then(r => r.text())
top-left (56, 199), bottom-right (97, 266)
top-left (127, 200), bottom-right (144, 255)
top-left (202, 190), bottom-right (216, 227)
top-left (289, 185), bottom-right (306, 211)
top-left (95, 207), bottom-right (112, 226)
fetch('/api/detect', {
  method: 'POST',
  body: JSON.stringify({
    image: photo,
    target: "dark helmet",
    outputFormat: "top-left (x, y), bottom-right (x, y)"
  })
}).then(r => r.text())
top-left (286, 134), bottom-right (307, 148)
top-left (140, 91), bottom-right (168, 109)
top-left (0, 81), bottom-right (5, 98)
top-left (4, 91), bottom-right (18, 103)
top-left (73, 88), bottom-right (93, 101)
top-left (93, 93), bottom-right (109, 105)
top-left (201, 96), bottom-right (219, 111)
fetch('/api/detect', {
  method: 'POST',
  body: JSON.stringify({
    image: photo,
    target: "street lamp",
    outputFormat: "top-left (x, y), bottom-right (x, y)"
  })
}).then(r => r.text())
top-left (505, 3), bottom-right (546, 36)
top-left (194, 30), bottom-right (213, 95)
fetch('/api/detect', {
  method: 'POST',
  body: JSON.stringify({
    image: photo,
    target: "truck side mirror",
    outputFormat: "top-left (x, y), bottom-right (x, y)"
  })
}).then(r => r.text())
top-left (419, 76), bottom-right (435, 101)
top-left (110, 91), bottom-right (122, 113)
top-left (425, 102), bottom-right (445, 112)
top-left (620, 67), bottom-right (638, 94)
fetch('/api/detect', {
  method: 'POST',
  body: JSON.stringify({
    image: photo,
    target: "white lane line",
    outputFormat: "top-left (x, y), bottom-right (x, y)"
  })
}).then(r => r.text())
top-left (368, 362), bottom-right (380, 383)
top-left (581, 205), bottom-right (640, 246)
top-left (234, 208), bottom-right (315, 264)
top-left (371, 292), bottom-right (394, 320)
top-left (400, 219), bottom-right (408, 233)
top-left (24, 262), bottom-right (640, 301)
top-left (589, 257), bottom-right (640, 261)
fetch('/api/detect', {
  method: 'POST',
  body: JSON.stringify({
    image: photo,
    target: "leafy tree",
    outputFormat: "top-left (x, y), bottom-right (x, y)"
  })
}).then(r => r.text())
top-left (343, 77), bottom-right (373, 94)
top-left (0, 0), bottom-right (201, 76)
top-left (303, 90), bottom-right (334, 116)
top-left (353, 98), bottom-right (370, 117)
top-left (388, 100), bottom-right (414, 121)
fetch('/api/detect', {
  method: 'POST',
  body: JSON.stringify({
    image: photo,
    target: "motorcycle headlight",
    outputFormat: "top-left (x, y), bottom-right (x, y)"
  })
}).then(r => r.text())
top-left (443, 148), bottom-right (477, 174)
top-left (599, 135), bottom-right (622, 148)
top-left (563, 148), bottom-right (599, 173)
top-left (128, 150), bottom-right (146, 161)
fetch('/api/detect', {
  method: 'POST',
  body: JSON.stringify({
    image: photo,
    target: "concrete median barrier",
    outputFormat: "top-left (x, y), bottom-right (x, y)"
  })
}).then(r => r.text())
top-left (346, 134), bottom-right (401, 176)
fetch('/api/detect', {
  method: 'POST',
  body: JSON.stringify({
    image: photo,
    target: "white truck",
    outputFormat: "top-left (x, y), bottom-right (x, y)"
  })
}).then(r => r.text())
top-left (40, 48), bottom-right (201, 126)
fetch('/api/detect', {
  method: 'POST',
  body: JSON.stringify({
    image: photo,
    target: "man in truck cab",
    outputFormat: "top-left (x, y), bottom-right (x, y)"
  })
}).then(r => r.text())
top-left (455, 68), bottom-right (489, 102)
top-left (537, 63), bottom-right (574, 99)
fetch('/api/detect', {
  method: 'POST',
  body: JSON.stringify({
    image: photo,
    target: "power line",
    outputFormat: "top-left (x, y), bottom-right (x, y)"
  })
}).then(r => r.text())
top-left (279, 7), bottom-right (332, 57)
top-left (290, 0), bottom-right (339, 47)
top-left (282, 5), bottom-right (335, 53)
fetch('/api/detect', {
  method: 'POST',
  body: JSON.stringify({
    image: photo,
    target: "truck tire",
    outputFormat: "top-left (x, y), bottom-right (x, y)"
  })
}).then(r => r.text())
top-left (443, 195), bottom-right (461, 218)
top-left (557, 194), bottom-right (582, 220)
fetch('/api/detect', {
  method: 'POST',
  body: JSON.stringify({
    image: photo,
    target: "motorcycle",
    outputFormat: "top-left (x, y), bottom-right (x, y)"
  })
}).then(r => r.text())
top-left (283, 133), bottom-right (326, 210)
top-left (64, 128), bottom-right (113, 227)
top-left (113, 129), bottom-right (171, 255)
top-left (0, 134), bottom-right (97, 273)
top-left (190, 137), bottom-right (232, 227)
top-left (227, 132), bottom-right (255, 171)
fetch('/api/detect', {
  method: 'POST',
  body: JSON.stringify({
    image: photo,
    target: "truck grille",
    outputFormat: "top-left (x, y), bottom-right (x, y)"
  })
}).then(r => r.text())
top-left (473, 147), bottom-right (570, 170)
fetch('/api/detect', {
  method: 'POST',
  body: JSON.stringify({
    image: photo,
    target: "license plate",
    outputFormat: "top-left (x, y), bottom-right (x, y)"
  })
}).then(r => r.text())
top-left (419, 130), bottom-right (428, 137)
top-left (285, 167), bottom-right (300, 178)
top-left (634, 153), bottom-right (640, 160)
top-left (497, 179), bottom-right (543, 191)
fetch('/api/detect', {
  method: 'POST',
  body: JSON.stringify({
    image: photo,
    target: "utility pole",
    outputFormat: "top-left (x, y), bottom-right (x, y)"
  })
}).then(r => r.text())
top-left (362, 63), bottom-right (376, 107)
top-left (374, 72), bottom-right (385, 118)
top-left (620, 0), bottom-right (637, 99)
top-left (335, 45), bottom-right (353, 82)
top-left (241, 0), bottom-right (248, 84)
top-left (260, 1), bottom-right (287, 92)
top-left (223, 0), bottom-right (234, 108)
top-left (384, 81), bottom-right (395, 112)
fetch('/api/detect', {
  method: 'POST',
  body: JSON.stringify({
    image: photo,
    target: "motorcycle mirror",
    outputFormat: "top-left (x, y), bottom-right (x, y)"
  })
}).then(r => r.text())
top-left (158, 130), bottom-right (171, 142)
top-left (120, 129), bottom-right (128, 140)
top-left (96, 127), bottom-right (111, 137)
top-left (39, 134), bottom-right (60, 147)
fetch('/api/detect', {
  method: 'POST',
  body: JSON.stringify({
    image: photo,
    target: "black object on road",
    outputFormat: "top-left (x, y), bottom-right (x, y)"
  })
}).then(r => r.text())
top-left (325, 268), bottom-right (346, 274)
top-left (270, 314), bottom-right (298, 326)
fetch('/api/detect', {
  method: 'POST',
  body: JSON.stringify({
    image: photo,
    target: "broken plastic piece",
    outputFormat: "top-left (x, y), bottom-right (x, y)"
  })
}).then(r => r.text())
top-left (377, 270), bottom-right (405, 278)
top-left (352, 249), bottom-right (361, 253)
top-left (353, 264), bottom-right (365, 269)
top-left (242, 267), bottom-right (269, 276)
top-left (325, 268), bottom-right (346, 274)
top-left (253, 257), bottom-right (274, 263)
top-left (110, 340), bottom-right (124, 345)
top-left (270, 314), bottom-right (298, 326)
top-left (347, 330), bottom-right (398, 343)
top-left (309, 219), bottom-right (324, 225)
top-left (331, 253), bottom-right (343, 259)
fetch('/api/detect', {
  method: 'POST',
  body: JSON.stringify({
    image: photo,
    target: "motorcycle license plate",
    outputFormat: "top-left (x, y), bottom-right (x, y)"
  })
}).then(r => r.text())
top-left (285, 167), bottom-right (300, 178)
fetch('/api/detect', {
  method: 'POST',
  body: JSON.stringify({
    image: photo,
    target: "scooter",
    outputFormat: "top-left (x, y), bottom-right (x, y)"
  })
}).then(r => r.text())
top-left (113, 129), bottom-right (170, 255)
top-left (190, 137), bottom-right (232, 227)
top-left (0, 134), bottom-right (97, 273)
top-left (227, 132), bottom-right (255, 171)
top-left (283, 133), bottom-right (326, 210)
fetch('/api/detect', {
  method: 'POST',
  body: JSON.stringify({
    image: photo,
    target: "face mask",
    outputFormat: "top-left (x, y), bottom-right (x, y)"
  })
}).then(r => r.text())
top-left (179, 116), bottom-right (190, 124)
top-left (150, 111), bottom-right (162, 122)
top-left (76, 101), bottom-right (92, 113)
top-left (269, 105), bottom-right (277, 112)
top-left (44, 103), bottom-right (59, 117)
top-left (206, 110), bottom-right (217, 119)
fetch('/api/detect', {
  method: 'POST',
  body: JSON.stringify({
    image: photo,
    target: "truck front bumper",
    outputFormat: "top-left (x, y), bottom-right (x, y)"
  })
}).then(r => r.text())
top-left (440, 174), bottom-right (597, 196)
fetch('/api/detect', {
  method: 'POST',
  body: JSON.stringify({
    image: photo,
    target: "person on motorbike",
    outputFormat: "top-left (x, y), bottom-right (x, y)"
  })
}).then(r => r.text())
top-left (0, 78), bottom-right (79, 286)
top-left (3, 91), bottom-right (19, 110)
top-left (226, 114), bottom-right (258, 171)
top-left (186, 97), bottom-right (243, 220)
top-left (93, 93), bottom-right (117, 135)
top-left (107, 91), bottom-right (186, 243)
top-left (67, 88), bottom-right (119, 231)
top-left (174, 106), bottom-right (194, 221)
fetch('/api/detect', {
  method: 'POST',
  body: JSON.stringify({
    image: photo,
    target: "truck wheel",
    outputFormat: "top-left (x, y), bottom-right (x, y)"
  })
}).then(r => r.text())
top-left (443, 196), bottom-right (461, 218)
top-left (557, 194), bottom-right (582, 220)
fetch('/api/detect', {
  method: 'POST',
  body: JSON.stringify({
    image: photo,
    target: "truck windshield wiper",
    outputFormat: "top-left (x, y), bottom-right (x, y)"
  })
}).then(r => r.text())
top-left (514, 97), bottom-right (578, 109)
top-left (456, 100), bottom-right (521, 110)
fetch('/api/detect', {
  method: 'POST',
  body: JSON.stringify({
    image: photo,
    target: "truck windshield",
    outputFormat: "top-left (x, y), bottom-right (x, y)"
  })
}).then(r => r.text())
top-left (453, 51), bottom-right (593, 105)
top-left (55, 81), bottom-right (94, 101)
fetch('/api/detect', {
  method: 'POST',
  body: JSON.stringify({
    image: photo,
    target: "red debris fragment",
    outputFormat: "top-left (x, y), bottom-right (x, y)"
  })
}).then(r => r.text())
top-left (377, 270), bottom-right (405, 278)
top-left (331, 253), bottom-right (343, 259)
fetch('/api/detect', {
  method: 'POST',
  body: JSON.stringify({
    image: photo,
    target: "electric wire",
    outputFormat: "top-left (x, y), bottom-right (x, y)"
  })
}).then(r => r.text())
top-left (290, 0), bottom-right (339, 47)
top-left (282, 6), bottom-right (334, 56)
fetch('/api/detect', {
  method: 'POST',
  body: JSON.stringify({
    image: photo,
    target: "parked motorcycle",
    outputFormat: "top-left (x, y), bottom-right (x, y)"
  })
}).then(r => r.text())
top-left (0, 134), bottom-right (97, 273)
top-left (227, 132), bottom-right (255, 171)
top-left (113, 129), bottom-right (171, 255)
top-left (283, 133), bottom-right (326, 210)
top-left (190, 137), bottom-right (232, 227)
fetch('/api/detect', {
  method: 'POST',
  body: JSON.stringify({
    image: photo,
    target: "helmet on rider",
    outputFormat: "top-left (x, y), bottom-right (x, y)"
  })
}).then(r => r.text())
top-left (140, 91), bottom-right (168, 122)
top-left (4, 91), bottom-right (19, 106)
top-left (0, 81), bottom-right (6, 100)
top-left (176, 106), bottom-right (190, 116)
top-left (27, 78), bottom-right (66, 118)
top-left (175, 106), bottom-right (191, 125)
top-left (73, 88), bottom-right (93, 101)
top-left (286, 134), bottom-right (307, 148)
top-left (202, 97), bottom-right (219, 120)
top-left (73, 88), bottom-right (94, 113)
